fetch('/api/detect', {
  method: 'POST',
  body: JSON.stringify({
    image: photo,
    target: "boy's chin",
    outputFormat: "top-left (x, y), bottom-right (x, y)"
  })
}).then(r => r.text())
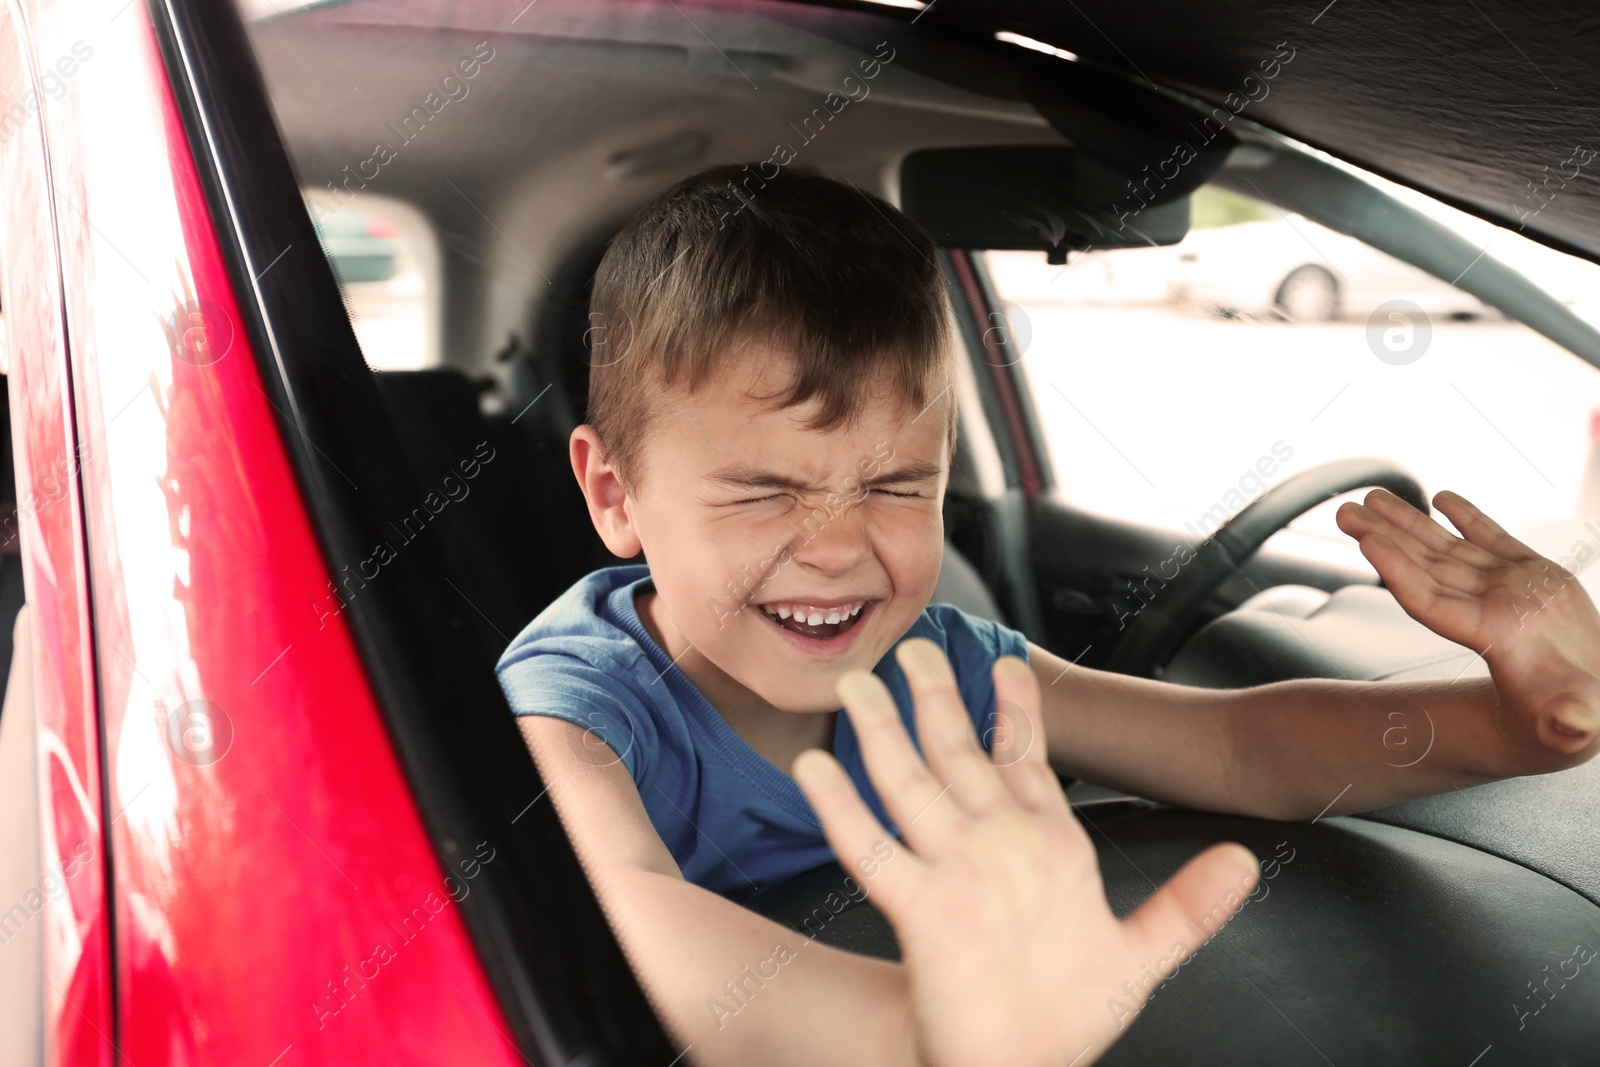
top-left (751, 677), bottom-right (857, 715)
top-left (764, 690), bottom-right (852, 715)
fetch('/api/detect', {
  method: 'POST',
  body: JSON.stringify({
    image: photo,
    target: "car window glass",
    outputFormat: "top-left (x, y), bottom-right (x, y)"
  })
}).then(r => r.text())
top-left (222, 3), bottom-right (1600, 1060)
top-left (308, 191), bottom-right (441, 369)
top-left (230, 3), bottom-right (947, 1059)
top-left (988, 179), bottom-right (1600, 572)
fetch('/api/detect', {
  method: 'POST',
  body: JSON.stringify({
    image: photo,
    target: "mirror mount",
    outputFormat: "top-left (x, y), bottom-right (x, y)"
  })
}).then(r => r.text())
top-left (901, 51), bottom-right (1240, 256)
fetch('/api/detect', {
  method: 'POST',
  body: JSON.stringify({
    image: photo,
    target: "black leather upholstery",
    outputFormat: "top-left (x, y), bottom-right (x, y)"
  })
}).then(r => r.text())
top-left (746, 806), bottom-right (1600, 1065)
top-left (372, 369), bottom-right (601, 660)
top-left (1366, 752), bottom-right (1600, 910)
top-left (1163, 583), bottom-right (1492, 688)
top-left (931, 540), bottom-right (1008, 625)
top-left (1095, 809), bottom-right (1600, 1065)
top-left (742, 860), bottom-right (903, 961)
top-left (1160, 583), bottom-right (1600, 910)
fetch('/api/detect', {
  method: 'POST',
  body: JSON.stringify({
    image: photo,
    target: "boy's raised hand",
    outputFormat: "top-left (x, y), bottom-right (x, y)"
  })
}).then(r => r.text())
top-left (792, 638), bottom-right (1260, 1067)
top-left (1336, 488), bottom-right (1600, 764)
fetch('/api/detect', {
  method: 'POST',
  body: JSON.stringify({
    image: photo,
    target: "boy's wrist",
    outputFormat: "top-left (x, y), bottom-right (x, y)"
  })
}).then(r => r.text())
top-left (1427, 674), bottom-right (1580, 782)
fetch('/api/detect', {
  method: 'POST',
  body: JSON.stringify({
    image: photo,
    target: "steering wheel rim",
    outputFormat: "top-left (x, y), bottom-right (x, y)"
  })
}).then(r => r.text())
top-left (1104, 458), bottom-right (1429, 678)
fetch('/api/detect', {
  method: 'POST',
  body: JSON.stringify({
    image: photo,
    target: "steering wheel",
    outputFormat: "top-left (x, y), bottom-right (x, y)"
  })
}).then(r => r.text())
top-left (1104, 458), bottom-right (1429, 678)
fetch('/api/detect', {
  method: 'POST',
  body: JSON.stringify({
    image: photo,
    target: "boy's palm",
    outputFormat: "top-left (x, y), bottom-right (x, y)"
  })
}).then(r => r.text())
top-left (793, 639), bottom-right (1259, 1067)
top-left (1337, 488), bottom-right (1600, 762)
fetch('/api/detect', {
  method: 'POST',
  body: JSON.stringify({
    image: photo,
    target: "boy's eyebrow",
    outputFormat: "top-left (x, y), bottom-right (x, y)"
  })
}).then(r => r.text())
top-left (706, 460), bottom-right (944, 493)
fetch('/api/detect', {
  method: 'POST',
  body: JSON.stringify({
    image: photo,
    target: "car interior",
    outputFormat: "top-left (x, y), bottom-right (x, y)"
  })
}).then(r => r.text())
top-left (154, 0), bottom-right (1600, 1061)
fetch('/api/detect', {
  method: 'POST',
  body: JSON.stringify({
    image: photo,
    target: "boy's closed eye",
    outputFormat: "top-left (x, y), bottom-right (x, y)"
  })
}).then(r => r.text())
top-left (731, 488), bottom-right (927, 506)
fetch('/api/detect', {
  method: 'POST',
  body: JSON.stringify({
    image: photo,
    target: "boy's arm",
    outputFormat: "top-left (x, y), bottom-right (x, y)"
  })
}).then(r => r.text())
top-left (515, 715), bottom-right (918, 1067)
top-left (1032, 488), bottom-right (1600, 820)
top-left (1027, 647), bottom-right (1243, 811)
top-left (519, 647), bottom-right (1264, 1067)
top-left (1031, 647), bottom-right (1507, 820)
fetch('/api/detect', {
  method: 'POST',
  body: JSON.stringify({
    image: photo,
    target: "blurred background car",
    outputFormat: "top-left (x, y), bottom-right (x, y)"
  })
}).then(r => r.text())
top-left (313, 207), bottom-right (399, 284)
top-left (1164, 200), bottom-right (1492, 322)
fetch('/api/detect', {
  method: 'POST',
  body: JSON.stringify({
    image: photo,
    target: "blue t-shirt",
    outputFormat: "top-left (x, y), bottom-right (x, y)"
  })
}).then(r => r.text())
top-left (495, 565), bottom-right (1030, 901)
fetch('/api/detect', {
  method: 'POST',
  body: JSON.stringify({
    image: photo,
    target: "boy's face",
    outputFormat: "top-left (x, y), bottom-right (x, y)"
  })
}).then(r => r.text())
top-left (578, 341), bottom-right (952, 715)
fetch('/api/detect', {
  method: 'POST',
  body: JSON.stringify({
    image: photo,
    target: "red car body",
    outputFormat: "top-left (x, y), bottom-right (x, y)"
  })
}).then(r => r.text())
top-left (1, 4), bottom-right (525, 1063)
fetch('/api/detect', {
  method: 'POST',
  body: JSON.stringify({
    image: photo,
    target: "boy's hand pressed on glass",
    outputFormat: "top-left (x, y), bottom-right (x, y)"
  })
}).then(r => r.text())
top-left (794, 639), bottom-right (1259, 1067)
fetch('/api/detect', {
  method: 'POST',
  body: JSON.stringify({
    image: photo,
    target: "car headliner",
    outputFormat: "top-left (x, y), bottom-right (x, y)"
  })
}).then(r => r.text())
top-left (259, 0), bottom-right (1600, 370)
top-left (918, 0), bottom-right (1600, 264)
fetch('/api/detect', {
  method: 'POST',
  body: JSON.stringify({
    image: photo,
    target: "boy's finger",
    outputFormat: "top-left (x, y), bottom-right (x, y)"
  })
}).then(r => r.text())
top-left (1355, 530), bottom-right (1441, 602)
top-left (1118, 842), bottom-right (1260, 990)
top-left (897, 639), bottom-right (1011, 817)
top-left (1533, 693), bottom-right (1599, 756)
top-left (1356, 533), bottom-right (1483, 641)
top-left (792, 748), bottom-right (918, 912)
top-left (989, 656), bottom-right (1068, 814)
top-left (1432, 491), bottom-right (1539, 563)
top-left (1362, 488), bottom-right (1485, 560)
top-left (1340, 503), bottom-right (1492, 596)
top-left (837, 668), bottom-right (967, 845)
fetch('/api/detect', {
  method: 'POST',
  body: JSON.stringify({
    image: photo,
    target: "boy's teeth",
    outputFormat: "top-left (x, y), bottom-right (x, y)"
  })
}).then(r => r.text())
top-left (758, 600), bottom-right (868, 626)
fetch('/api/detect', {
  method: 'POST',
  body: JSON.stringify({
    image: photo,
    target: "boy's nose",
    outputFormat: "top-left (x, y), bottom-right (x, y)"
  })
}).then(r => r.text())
top-left (787, 495), bottom-right (873, 575)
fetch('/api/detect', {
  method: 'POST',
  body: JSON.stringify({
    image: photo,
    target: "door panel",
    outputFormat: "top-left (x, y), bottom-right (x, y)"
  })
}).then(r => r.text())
top-left (29, 0), bottom-right (527, 1063)
top-left (0, 3), bottom-right (110, 1064)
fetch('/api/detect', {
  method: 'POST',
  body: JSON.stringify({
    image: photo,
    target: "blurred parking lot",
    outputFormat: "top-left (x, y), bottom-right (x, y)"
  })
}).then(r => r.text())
top-left (991, 240), bottom-right (1600, 572)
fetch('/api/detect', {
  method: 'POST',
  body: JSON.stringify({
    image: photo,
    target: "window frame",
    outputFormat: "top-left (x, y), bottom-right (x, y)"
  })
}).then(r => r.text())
top-left (148, 0), bottom-right (674, 1061)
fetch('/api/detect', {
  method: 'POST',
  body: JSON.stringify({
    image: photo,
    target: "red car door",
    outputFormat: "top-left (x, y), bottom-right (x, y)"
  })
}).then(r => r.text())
top-left (0, 4), bottom-right (112, 1064)
top-left (2, 1), bottom-right (529, 1063)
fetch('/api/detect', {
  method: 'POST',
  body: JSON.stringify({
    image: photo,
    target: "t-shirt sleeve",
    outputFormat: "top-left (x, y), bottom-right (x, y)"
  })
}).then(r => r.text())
top-left (495, 647), bottom-right (656, 781)
top-left (925, 605), bottom-right (1031, 758)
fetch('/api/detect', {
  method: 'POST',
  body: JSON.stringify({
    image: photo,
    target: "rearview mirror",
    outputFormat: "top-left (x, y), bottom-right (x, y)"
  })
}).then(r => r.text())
top-left (901, 145), bottom-right (1190, 260)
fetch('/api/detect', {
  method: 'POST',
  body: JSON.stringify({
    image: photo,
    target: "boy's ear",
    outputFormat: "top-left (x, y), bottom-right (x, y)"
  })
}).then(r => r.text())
top-left (570, 425), bottom-right (643, 559)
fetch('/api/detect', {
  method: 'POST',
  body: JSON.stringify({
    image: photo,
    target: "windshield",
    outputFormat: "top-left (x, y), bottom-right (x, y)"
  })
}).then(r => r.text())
top-left (988, 170), bottom-right (1600, 578)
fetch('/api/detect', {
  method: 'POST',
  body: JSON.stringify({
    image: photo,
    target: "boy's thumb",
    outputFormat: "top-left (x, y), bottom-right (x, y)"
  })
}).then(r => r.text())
top-left (1117, 843), bottom-right (1259, 990)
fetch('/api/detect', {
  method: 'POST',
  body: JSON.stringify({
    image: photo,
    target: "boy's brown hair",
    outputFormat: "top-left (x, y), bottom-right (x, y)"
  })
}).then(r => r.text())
top-left (585, 162), bottom-right (957, 490)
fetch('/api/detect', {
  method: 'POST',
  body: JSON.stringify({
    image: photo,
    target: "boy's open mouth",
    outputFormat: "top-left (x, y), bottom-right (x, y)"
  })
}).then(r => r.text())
top-left (757, 599), bottom-right (868, 641)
